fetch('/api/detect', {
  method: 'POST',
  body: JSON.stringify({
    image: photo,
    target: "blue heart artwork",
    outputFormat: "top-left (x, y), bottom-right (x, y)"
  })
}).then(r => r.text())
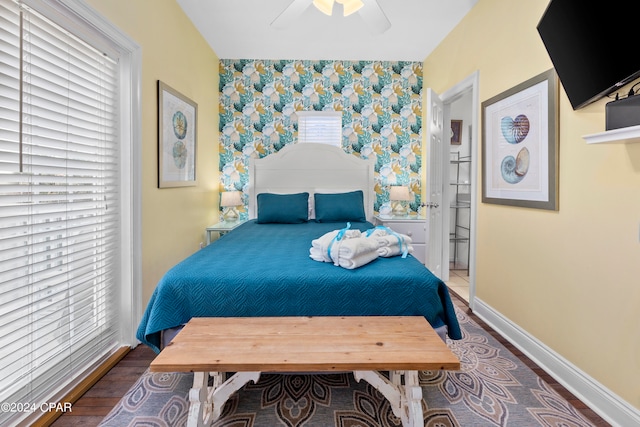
top-left (500, 114), bottom-right (529, 144)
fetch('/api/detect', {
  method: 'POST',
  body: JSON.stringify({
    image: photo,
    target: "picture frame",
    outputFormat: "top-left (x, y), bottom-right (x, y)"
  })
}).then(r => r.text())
top-left (450, 119), bottom-right (463, 145)
top-left (158, 81), bottom-right (198, 188)
top-left (481, 69), bottom-right (558, 210)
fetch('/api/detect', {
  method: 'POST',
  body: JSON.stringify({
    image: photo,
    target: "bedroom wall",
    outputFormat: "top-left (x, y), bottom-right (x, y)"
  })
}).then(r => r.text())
top-left (83, 0), bottom-right (220, 304)
top-left (218, 59), bottom-right (424, 217)
top-left (424, 0), bottom-right (640, 412)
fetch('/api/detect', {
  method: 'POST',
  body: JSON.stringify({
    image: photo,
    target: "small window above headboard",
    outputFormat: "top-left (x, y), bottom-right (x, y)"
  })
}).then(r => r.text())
top-left (297, 111), bottom-right (342, 146)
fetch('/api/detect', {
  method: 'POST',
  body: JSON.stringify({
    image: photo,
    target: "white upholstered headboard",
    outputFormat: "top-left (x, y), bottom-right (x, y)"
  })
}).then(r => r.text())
top-left (248, 143), bottom-right (376, 222)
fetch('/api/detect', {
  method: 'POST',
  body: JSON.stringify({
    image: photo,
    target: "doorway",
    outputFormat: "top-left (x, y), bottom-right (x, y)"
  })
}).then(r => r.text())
top-left (440, 72), bottom-right (478, 307)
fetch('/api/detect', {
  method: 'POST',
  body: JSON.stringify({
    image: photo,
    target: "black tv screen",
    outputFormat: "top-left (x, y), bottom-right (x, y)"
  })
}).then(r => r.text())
top-left (537, 1), bottom-right (640, 110)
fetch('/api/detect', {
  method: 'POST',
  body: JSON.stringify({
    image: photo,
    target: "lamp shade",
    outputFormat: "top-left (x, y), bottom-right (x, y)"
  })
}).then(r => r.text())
top-left (389, 186), bottom-right (411, 201)
top-left (221, 191), bottom-right (242, 207)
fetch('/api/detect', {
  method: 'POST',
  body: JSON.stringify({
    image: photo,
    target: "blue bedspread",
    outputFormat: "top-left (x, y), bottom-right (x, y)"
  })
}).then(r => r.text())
top-left (137, 220), bottom-right (462, 353)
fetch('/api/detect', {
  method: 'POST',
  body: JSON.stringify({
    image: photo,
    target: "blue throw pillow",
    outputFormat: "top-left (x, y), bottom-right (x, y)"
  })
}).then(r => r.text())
top-left (314, 190), bottom-right (366, 222)
top-left (256, 192), bottom-right (309, 223)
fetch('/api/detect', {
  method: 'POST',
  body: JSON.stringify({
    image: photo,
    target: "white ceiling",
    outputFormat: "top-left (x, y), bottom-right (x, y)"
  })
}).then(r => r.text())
top-left (176, 0), bottom-right (478, 62)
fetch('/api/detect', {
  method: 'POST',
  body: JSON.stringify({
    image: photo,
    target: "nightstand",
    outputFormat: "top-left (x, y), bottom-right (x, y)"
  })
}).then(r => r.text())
top-left (205, 219), bottom-right (246, 245)
top-left (373, 215), bottom-right (428, 264)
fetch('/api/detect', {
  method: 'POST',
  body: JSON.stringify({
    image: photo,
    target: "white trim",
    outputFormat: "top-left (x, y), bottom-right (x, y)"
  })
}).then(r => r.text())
top-left (583, 124), bottom-right (640, 144)
top-left (440, 70), bottom-right (479, 309)
top-left (473, 298), bottom-right (640, 427)
top-left (117, 40), bottom-right (143, 346)
top-left (42, 0), bottom-right (143, 345)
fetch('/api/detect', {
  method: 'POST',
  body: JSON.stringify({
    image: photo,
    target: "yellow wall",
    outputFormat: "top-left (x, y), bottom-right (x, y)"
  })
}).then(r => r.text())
top-left (84, 0), bottom-right (220, 304)
top-left (424, 0), bottom-right (640, 409)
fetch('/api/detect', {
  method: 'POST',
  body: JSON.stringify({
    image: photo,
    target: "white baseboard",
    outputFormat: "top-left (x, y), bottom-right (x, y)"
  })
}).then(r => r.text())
top-left (473, 298), bottom-right (640, 427)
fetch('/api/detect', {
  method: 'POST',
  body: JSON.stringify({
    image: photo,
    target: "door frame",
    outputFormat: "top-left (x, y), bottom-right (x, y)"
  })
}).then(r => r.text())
top-left (440, 71), bottom-right (479, 308)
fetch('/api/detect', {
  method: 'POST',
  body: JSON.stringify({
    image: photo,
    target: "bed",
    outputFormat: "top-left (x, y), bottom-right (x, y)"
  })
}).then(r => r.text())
top-left (136, 143), bottom-right (461, 353)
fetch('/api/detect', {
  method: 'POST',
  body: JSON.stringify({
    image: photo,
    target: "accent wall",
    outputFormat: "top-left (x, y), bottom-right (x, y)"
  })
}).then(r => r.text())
top-left (218, 59), bottom-right (424, 218)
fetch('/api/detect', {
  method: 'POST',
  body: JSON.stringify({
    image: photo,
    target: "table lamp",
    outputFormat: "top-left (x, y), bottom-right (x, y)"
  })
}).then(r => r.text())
top-left (220, 191), bottom-right (242, 221)
top-left (389, 185), bottom-right (411, 216)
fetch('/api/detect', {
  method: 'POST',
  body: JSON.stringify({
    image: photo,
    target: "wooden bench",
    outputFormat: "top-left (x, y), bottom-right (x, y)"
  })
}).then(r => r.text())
top-left (150, 316), bottom-right (460, 427)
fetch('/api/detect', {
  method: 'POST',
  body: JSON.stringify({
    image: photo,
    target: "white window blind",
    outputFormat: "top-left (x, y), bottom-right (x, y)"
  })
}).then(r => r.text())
top-left (0, 1), bottom-right (121, 423)
top-left (297, 110), bottom-right (342, 146)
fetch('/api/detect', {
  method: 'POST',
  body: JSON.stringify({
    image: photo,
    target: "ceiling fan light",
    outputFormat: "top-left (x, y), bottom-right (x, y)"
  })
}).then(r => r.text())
top-left (339, 0), bottom-right (364, 16)
top-left (313, 0), bottom-right (335, 16)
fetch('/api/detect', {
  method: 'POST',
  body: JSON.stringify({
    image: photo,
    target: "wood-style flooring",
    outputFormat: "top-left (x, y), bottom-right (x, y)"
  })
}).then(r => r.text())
top-left (51, 292), bottom-right (610, 426)
top-left (49, 345), bottom-right (156, 427)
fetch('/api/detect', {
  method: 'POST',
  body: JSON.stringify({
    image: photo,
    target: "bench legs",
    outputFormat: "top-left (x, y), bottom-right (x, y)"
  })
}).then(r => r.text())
top-left (187, 370), bottom-right (422, 427)
top-left (188, 371), bottom-right (261, 427)
top-left (353, 370), bottom-right (423, 427)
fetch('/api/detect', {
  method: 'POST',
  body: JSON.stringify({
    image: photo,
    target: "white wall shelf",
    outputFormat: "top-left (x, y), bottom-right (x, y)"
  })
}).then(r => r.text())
top-left (583, 124), bottom-right (640, 144)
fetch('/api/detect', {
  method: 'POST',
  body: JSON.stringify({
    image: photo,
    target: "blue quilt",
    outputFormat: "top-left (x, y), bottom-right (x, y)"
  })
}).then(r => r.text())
top-left (137, 221), bottom-right (462, 353)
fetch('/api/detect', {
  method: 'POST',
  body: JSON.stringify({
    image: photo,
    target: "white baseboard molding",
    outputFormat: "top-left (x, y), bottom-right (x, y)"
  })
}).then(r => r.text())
top-left (473, 297), bottom-right (640, 427)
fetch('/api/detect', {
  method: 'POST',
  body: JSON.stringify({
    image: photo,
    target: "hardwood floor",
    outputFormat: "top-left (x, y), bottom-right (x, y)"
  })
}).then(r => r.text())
top-left (51, 293), bottom-right (610, 427)
top-left (50, 345), bottom-right (155, 427)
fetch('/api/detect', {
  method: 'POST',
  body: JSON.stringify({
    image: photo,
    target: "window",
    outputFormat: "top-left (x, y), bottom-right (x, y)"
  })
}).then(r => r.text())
top-left (297, 110), bottom-right (342, 146)
top-left (0, 0), bottom-right (140, 424)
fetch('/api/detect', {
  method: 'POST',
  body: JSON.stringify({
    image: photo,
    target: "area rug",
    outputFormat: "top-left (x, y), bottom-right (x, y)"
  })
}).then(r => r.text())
top-left (99, 307), bottom-right (597, 427)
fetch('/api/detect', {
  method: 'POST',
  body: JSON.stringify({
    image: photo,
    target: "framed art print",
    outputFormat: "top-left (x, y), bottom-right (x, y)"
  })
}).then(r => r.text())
top-left (158, 81), bottom-right (197, 188)
top-left (481, 69), bottom-right (558, 210)
top-left (451, 119), bottom-right (462, 145)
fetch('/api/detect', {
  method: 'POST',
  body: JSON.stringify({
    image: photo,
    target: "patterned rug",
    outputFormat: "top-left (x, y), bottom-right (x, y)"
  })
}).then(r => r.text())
top-left (99, 307), bottom-right (597, 427)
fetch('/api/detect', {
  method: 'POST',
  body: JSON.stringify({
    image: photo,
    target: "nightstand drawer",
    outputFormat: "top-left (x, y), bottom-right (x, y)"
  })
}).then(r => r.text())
top-left (383, 221), bottom-right (426, 244)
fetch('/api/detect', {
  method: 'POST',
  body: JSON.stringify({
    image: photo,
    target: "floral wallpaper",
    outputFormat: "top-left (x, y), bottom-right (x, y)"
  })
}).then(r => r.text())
top-left (218, 59), bottom-right (424, 219)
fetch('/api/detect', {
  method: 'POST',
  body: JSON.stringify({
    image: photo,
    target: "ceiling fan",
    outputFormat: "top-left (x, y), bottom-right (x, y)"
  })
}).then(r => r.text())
top-left (271, 0), bottom-right (391, 34)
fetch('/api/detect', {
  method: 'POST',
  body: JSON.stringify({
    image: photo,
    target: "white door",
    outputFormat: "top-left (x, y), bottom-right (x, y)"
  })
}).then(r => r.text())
top-left (425, 89), bottom-right (445, 277)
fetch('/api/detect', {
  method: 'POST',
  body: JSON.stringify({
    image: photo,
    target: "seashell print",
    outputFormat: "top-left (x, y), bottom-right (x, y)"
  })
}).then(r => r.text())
top-left (515, 147), bottom-right (530, 176)
top-left (173, 140), bottom-right (187, 169)
top-left (500, 114), bottom-right (530, 144)
top-left (173, 111), bottom-right (187, 140)
top-left (501, 154), bottom-right (524, 184)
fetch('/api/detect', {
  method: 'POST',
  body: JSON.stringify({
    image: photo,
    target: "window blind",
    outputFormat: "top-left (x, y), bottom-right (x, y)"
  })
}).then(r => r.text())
top-left (0, 1), bottom-right (121, 423)
top-left (297, 110), bottom-right (342, 146)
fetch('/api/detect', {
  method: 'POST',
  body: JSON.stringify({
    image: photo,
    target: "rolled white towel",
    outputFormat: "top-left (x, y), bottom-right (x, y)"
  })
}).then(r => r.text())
top-left (336, 249), bottom-right (380, 269)
top-left (310, 228), bottom-right (361, 263)
top-left (312, 229), bottom-right (362, 249)
top-left (311, 229), bottom-right (338, 249)
top-left (310, 230), bottom-right (338, 262)
top-left (374, 233), bottom-right (413, 248)
top-left (365, 226), bottom-right (412, 258)
top-left (310, 246), bottom-right (328, 262)
top-left (377, 243), bottom-right (414, 257)
top-left (366, 228), bottom-right (389, 239)
top-left (333, 235), bottom-right (379, 260)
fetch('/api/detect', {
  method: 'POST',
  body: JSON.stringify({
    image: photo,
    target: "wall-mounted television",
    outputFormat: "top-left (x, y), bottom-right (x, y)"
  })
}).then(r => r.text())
top-left (537, 1), bottom-right (640, 110)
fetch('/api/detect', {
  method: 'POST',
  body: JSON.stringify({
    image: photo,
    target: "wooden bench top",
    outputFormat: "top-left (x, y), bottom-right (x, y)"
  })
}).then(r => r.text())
top-left (150, 316), bottom-right (460, 373)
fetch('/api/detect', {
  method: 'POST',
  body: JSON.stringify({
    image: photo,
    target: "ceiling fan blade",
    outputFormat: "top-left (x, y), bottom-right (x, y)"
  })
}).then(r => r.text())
top-left (358, 0), bottom-right (391, 34)
top-left (271, 0), bottom-right (315, 29)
